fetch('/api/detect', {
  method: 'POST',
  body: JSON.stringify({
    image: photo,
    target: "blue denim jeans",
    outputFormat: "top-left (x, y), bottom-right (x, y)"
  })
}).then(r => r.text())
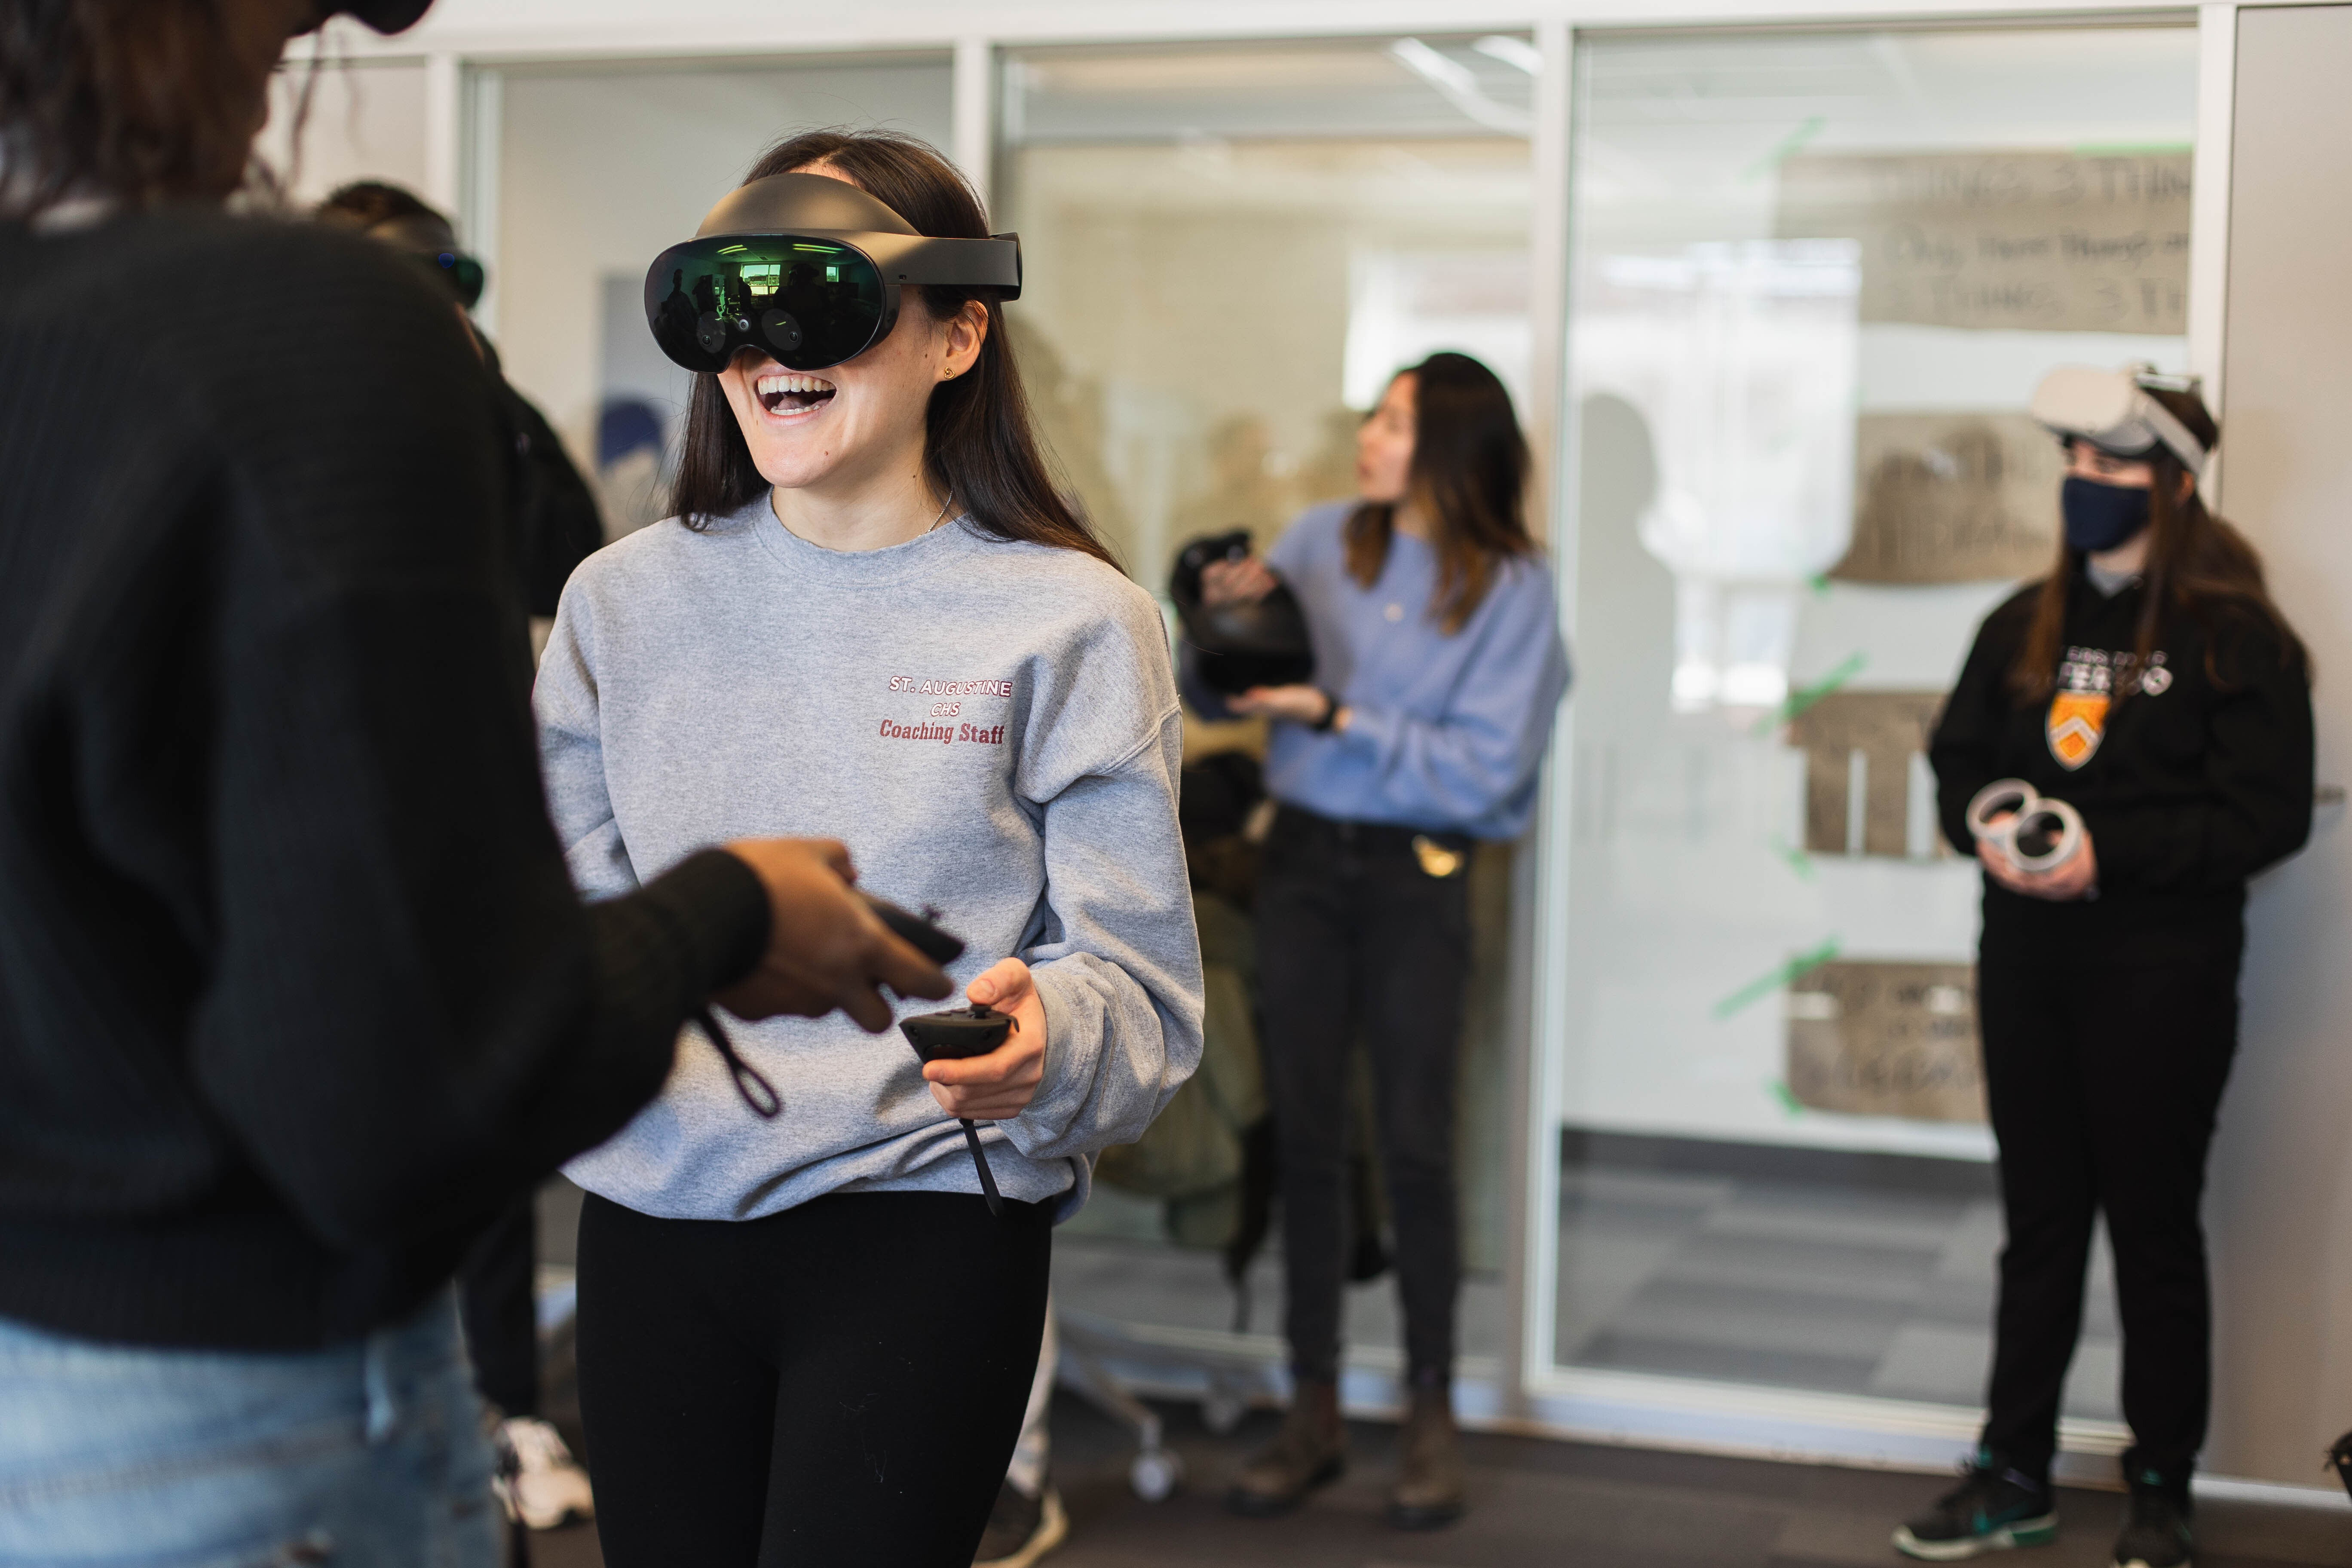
top-left (0, 1288), bottom-right (498, 1568)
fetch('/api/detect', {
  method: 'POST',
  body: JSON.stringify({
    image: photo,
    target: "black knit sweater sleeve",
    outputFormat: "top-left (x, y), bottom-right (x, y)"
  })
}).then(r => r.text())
top-left (2086, 616), bottom-right (2315, 895)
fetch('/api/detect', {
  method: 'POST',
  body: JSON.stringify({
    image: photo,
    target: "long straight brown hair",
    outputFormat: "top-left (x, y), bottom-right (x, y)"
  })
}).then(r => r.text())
top-left (2009, 386), bottom-right (2307, 702)
top-left (668, 129), bottom-right (1114, 569)
top-left (1343, 351), bottom-right (1536, 635)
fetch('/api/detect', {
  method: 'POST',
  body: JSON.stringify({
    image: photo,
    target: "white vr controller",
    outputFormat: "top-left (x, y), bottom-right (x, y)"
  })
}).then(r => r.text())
top-left (1965, 779), bottom-right (2085, 874)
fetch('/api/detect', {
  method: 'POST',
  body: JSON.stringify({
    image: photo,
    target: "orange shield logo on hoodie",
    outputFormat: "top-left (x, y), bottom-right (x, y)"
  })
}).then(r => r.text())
top-left (2047, 692), bottom-right (2107, 769)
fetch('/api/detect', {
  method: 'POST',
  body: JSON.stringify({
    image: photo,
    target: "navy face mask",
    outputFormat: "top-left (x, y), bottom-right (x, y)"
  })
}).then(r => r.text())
top-left (2061, 475), bottom-right (2152, 552)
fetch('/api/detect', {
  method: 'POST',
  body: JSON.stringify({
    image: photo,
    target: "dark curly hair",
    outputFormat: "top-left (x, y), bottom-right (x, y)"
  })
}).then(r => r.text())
top-left (0, 0), bottom-right (294, 220)
top-left (315, 178), bottom-right (444, 232)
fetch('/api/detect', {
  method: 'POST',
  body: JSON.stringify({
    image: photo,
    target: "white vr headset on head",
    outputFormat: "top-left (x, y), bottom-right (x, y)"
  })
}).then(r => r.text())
top-left (2030, 363), bottom-right (2210, 478)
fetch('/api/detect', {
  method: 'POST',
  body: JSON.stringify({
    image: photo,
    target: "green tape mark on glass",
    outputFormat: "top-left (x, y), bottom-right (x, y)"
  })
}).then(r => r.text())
top-left (1742, 114), bottom-right (1826, 181)
top-left (1768, 1078), bottom-right (1807, 1117)
top-left (1752, 650), bottom-right (1866, 737)
top-left (1771, 835), bottom-right (1816, 882)
top-left (1712, 937), bottom-right (1841, 1020)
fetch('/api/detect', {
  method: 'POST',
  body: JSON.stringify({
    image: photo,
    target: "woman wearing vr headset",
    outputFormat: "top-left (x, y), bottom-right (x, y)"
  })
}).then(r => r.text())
top-left (1180, 354), bottom-right (1571, 1531)
top-left (533, 130), bottom-right (1202, 1566)
top-left (1903, 369), bottom-right (2312, 1568)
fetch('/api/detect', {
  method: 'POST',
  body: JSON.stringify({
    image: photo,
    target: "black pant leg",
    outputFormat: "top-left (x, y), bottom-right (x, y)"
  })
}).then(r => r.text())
top-left (574, 1194), bottom-right (779, 1566)
top-left (458, 1195), bottom-right (541, 1420)
top-left (756, 1193), bottom-right (1051, 1568)
top-left (1357, 853), bottom-right (1473, 1384)
top-left (1977, 933), bottom-right (2099, 1484)
top-left (1256, 836), bottom-right (1363, 1385)
top-left (2077, 929), bottom-right (2243, 1485)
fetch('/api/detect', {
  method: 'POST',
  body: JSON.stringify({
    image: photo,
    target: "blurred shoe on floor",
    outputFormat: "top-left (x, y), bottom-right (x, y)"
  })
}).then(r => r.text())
top-left (494, 1416), bottom-right (595, 1531)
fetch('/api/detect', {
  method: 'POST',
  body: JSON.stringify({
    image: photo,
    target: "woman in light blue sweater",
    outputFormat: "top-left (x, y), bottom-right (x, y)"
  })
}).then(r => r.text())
top-left (534, 132), bottom-right (1202, 1565)
top-left (1184, 352), bottom-right (1569, 1531)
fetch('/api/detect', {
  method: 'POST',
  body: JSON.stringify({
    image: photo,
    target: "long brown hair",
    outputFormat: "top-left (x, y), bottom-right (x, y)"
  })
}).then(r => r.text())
top-left (2010, 386), bottom-right (2307, 701)
top-left (1343, 351), bottom-right (1535, 635)
top-left (669, 129), bottom-right (1113, 569)
top-left (0, 0), bottom-right (291, 220)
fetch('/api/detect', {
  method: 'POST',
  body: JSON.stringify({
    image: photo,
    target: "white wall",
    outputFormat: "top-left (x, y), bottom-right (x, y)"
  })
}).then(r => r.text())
top-left (256, 58), bottom-right (431, 208)
top-left (2205, 1), bottom-right (2352, 1486)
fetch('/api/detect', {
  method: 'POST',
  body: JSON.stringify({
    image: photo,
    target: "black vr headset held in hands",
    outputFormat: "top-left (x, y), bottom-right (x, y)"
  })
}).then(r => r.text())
top-left (1170, 530), bottom-right (1317, 695)
top-left (644, 174), bottom-right (1023, 374)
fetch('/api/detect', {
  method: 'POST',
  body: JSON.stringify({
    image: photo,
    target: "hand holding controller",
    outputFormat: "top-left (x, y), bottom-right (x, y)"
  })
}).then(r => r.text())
top-left (900, 1003), bottom-right (1017, 1216)
top-left (714, 840), bottom-right (952, 1029)
top-left (899, 958), bottom-right (1050, 1219)
top-left (859, 893), bottom-right (965, 968)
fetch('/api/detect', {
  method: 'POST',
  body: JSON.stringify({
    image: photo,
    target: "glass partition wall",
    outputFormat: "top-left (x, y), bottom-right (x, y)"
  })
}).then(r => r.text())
top-left (999, 36), bottom-right (1538, 1411)
top-left (1539, 21), bottom-right (2196, 1455)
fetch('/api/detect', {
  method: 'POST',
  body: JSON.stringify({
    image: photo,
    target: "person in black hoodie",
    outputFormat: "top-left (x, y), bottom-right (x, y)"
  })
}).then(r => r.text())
top-left (1898, 368), bottom-right (2313, 1568)
top-left (0, 3), bottom-right (948, 1565)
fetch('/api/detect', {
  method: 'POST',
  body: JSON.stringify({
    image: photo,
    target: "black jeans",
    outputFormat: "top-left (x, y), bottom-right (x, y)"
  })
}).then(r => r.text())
top-left (458, 1195), bottom-right (539, 1420)
top-left (1257, 806), bottom-right (1474, 1386)
top-left (574, 1190), bottom-right (1052, 1567)
top-left (1976, 916), bottom-right (2244, 1487)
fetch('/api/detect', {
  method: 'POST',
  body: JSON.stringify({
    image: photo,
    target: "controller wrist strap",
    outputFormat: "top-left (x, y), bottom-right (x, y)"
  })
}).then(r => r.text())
top-left (694, 1007), bottom-right (782, 1119)
top-left (959, 1121), bottom-right (1005, 1217)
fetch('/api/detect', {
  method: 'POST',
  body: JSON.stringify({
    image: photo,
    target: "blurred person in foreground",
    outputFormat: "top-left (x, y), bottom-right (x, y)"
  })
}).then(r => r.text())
top-left (317, 179), bottom-right (605, 637)
top-left (319, 177), bottom-right (605, 1531)
top-left (0, 4), bottom-right (949, 1565)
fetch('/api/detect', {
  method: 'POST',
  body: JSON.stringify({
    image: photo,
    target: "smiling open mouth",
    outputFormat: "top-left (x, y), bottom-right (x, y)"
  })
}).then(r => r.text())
top-left (756, 372), bottom-right (836, 416)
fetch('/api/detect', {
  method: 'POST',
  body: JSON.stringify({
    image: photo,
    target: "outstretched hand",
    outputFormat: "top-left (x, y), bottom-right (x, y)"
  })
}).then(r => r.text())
top-left (715, 838), bottom-right (952, 1029)
top-left (924, 958), bottom-right (1047, 1121)
top-left (1199, 554), bottom-right (1278, 607)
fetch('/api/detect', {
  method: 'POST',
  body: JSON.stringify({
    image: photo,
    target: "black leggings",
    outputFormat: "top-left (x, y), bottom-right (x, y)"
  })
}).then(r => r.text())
top-left (1977, 917), bottom-right (2243, 1487)
top-left (1255, 807), bottom-right (1473, 1386)
top-left (574, 1190), bottom-right (1052, 1567)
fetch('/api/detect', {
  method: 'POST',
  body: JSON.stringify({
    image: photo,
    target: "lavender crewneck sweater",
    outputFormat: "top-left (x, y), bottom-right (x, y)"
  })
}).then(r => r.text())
top-left (1183, 501), bottom-right (1571, 839)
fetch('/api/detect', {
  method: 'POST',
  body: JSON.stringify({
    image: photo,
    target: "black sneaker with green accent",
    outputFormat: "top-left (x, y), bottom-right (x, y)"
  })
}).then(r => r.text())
top-left (2110, 1482), bottom-right (2193, 1568)
top-left (1893, 1461), bottom-right (2058, 1561)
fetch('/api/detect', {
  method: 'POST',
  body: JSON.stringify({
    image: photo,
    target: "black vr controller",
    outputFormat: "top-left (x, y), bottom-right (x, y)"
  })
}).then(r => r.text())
top-left (899, 1004), bottom-right (1014, 1217)
top-left (863, 893), bottom-right (965, 967)
top-left (1170, 530), bottom-right (1317, 696)
top-left (693, 894), bottom-right (965, 1123)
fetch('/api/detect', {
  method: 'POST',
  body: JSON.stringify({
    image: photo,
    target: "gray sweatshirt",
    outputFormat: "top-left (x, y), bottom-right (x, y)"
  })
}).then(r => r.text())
top-left (535, 498), bottom-right (1204, 1221)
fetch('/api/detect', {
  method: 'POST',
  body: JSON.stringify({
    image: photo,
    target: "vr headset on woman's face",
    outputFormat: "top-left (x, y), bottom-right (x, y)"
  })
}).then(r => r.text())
top-left (2030, 364), bottom-right (2209, 477)
top-left (643, 174), bottom-right (1022, 375)
top-left (322, 0), bottom-right (436, 32)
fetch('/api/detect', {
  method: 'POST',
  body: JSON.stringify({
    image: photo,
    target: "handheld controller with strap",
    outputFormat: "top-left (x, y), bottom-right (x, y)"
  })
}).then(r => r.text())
top-left (693, 893), bottom-right (971, 1121)
top-left (898, 1005), bottom-right (1016, 1217)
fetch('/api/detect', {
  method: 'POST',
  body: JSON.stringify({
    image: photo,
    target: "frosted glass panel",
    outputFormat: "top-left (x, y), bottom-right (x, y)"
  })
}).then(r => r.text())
top-left (1548, 24), bottom-right (2195, 1414)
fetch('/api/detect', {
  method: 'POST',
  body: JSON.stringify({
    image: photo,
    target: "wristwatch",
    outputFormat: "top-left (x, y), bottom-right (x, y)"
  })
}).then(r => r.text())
top-left (1310, 689), bottom-right (1343, 732)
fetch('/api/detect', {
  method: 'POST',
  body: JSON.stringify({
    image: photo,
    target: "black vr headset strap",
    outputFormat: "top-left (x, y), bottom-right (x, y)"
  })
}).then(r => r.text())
top-left (838, 231), bottom-right (1023, 299)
